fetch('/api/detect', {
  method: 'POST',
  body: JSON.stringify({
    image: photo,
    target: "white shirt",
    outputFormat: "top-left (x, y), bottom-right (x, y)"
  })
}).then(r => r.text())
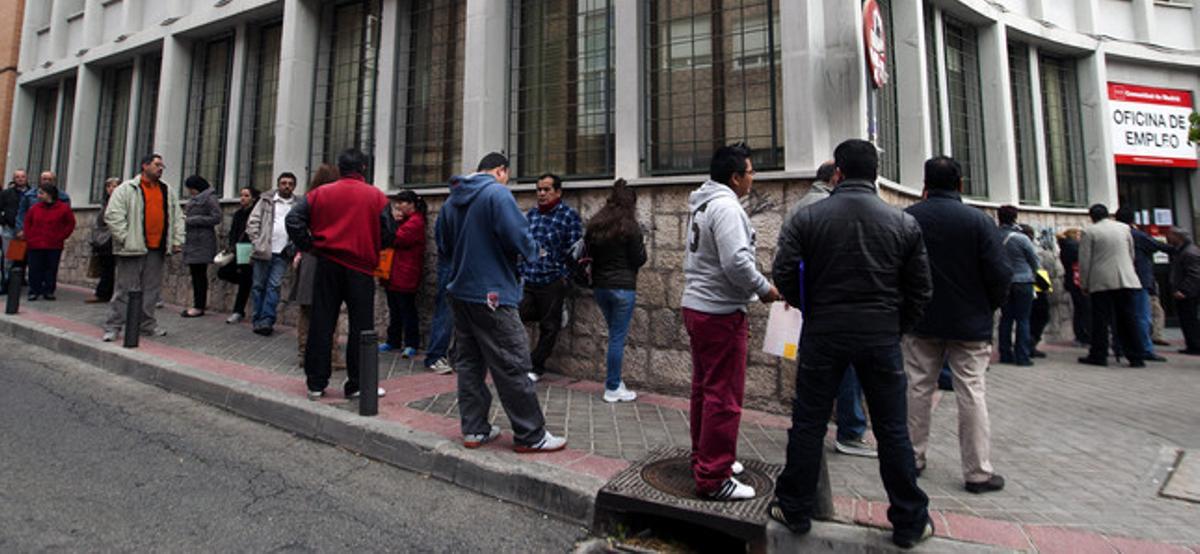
top-left (271, 195), bottom-right (295, 254)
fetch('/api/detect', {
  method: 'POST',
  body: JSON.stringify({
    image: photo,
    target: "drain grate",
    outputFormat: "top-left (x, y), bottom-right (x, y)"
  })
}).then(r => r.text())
top-left (595, 446), bottom-right (782, 544)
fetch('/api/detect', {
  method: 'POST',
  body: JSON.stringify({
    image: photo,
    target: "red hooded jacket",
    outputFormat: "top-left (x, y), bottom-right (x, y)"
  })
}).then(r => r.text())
top-left (24, 200), bottom-right (76, 250)
top-left (385, 211), bottom-right (426, 293)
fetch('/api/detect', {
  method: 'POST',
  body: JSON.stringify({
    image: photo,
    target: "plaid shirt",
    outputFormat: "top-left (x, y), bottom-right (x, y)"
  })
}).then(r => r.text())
top-left (520, 201), bottom-right (583, 285)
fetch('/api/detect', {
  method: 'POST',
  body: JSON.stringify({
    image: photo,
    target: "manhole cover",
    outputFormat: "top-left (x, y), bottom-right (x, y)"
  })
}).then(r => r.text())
top-left (1161, 450), bottom-right (1200, 503)
top-left (641, 457), bottom-right (776, 501)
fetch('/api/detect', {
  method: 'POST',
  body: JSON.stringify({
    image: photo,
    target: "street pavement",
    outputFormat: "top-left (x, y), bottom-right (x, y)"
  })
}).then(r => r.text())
top-left (5, 285), bottom-right (1200, 552)
top-left (0, 335), bottom-right (586, 552)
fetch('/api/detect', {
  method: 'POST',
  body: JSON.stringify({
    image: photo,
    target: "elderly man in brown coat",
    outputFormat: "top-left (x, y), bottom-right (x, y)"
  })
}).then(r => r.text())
top-left (1077, 204), bottom-right (1144, 367)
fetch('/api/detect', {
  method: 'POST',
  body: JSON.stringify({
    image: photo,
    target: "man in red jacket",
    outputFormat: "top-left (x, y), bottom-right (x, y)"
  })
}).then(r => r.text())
top-left (286, 149), bottom-right (395, 400)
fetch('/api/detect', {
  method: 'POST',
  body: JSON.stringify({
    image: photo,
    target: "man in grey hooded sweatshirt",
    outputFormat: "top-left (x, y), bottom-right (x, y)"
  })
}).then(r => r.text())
top-left (682, 143), bottom-right (781, 501)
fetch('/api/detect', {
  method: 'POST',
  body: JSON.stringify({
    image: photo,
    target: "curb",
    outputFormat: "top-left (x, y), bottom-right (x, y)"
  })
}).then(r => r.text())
top-left (766, 521), bottom-right (1018, 553)
top-left (0, 314), bottom-right (604, 528)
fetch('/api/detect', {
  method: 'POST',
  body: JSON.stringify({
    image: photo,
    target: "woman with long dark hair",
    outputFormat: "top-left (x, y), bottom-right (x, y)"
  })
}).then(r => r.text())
top-left (380, 189), bottom-right (427, 356)
top-left (225, 186), bottom-right (261, 323)
top-left (586, 179), bottom-right (647, 402)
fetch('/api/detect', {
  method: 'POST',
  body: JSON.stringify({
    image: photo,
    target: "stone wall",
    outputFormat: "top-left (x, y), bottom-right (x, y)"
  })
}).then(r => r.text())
top-left (59, 180), bottom-right (1089, 414)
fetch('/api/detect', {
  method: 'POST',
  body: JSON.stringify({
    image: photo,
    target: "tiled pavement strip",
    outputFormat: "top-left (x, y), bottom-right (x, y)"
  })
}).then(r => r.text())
top-left (12, 285), bottom-right (1200, 552)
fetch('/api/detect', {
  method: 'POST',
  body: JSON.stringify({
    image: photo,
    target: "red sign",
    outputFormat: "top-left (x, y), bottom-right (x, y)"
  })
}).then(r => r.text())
top-left (1108, 82), bottom-right (1197, 169)
top-left (863, 0), bottom-right (888, 88)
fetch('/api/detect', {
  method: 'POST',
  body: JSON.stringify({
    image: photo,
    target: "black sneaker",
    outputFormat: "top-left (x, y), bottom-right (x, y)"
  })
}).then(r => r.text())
top-left (1030, 349), bottom-right (1047, 358)
top-left (252, 326), bottom-right (274, 337)
top-left (1077, 356), bottom-right (1107, 367)
top-left (1145, 354), bottom-right (1168, 362)
top-left (894, 520), bottom-right (934, 549)
top-left (767, 501), bottom-right (811, 534)
top-left (965, 474), bottom-right (1005, 494)
top-left (1127, 359), bottom-right (1145, 368)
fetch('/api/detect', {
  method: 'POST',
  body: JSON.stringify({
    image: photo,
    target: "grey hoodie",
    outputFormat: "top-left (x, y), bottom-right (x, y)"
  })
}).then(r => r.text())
top-left (682, 180), bottom-right (772, 314)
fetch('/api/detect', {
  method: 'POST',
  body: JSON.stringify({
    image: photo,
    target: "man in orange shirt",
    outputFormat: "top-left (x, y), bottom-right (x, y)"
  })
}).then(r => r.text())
top-left (101, 154), bottom-right (185, 342)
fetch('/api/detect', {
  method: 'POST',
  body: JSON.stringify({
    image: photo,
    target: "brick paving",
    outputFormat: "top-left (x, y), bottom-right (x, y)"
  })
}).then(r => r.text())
top-left (23, 285), bottom-right (1200, 547)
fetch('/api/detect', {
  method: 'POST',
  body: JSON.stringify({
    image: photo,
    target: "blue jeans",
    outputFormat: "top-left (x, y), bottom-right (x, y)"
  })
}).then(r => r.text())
top-left (594, 288), bottom-right (637, 391)
top-left (1132, 289), bottom-right (1156, 357)
top-left (251, 255), bottom-right (287, 328)
top-left (998, 283), bottom-right (1034, 364)
top-left (836, 368), bottom-right (867, 442)
top-left (424, 264), bottom-right (453, 366)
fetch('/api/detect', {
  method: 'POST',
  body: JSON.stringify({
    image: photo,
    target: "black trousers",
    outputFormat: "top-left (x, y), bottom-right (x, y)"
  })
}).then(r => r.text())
top-left (1030, 292), bottom-right (1050, 348)
top-left (1067, 285), bottom-right (1091, 344)
top-left (1178, 297), bottom-right (1200, 352)
top-left (1087, 289), bottom-right (1143, 363)
top-left (519, 279), bottom-right (567, 373)
top-left (385, 290), bottom-right (420, 349)
top-left (188, 263), bottom-right (209, 310)
top-left (305, 256), bottom-right (375, 395)
top-left (232, 264), bottom-right (253, 316)
top-left (94, 253), bottom-right (116, 301)
top-left (26, 249), bottom-right (62, 296)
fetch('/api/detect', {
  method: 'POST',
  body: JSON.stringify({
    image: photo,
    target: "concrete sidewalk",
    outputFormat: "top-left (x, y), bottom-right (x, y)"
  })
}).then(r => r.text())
top-left (5, 285), bottom-right (1198, 553)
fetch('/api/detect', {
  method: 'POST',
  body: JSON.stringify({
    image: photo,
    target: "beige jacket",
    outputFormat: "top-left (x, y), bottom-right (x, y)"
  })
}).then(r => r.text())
top-left (245, 189), bottom-right (296, 260)
top-left (104, 175), bottom-right (185, 257)
top-left (1079, 219), bottom-right (1140, 293)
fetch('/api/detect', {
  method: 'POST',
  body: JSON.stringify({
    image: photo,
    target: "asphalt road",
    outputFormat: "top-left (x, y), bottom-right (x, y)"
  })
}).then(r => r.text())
top-left (0, 336), bottom-right (586, 552)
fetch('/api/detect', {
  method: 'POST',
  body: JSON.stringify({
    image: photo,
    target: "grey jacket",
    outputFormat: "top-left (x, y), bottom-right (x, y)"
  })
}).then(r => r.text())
top-left (681, 180), bottom-right (772, 314)
top-left (1079, 219), bottom-right (1141, 293)
top-left (182, 188), bottom-right (222, 264)
top-left (246, 190), bottom-right (296, 260)
top-left (999, 224), bottom-right (1040, 284)
top-left (784, 181), bottom-right (832, 222)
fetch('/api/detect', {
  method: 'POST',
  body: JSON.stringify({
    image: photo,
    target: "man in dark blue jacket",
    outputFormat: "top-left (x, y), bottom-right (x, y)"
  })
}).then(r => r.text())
top-left (903, 156), bottom-right (1011, 495)
top-left (436, 152), bottom-right (565, 453)
top-left (1114, 207), bottom-right (1170, 362)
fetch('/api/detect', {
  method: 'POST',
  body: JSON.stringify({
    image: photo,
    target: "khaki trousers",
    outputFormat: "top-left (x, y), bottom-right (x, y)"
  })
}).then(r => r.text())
top-left (1151, 294), bottom-right (1166, 342)
top-left (903, 335), bottom-right (994, 483)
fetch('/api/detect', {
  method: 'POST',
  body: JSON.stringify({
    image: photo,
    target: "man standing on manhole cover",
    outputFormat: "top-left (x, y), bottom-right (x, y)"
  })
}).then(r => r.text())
top-left (682, 143), bottom-right (781, 501)
top-left (769, 140), bottom-right (934, 548)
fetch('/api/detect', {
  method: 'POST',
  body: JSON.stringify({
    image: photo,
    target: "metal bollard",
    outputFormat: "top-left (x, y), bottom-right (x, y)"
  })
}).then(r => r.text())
top-left (358, 329), bottom-right (379, 416)
top-left (5, 267), bottom-right (23, 314)
top-left (815, 450), bottom-right (835, 520)
top-left (123, 290), bottom-right (143, 348)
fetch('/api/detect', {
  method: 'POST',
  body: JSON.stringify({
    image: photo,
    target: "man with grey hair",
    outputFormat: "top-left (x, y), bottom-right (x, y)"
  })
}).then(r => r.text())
top-left (0, 169), bottom-right (30, 294)
top-left (1166, 227), bottom-right (1200, 354)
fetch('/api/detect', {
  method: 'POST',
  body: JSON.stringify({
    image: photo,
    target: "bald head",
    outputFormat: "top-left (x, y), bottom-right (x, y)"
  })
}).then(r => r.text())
top-left (39, 171), bottom-right (55, 187)
top-left (12, 169), bottom-right (27, 189)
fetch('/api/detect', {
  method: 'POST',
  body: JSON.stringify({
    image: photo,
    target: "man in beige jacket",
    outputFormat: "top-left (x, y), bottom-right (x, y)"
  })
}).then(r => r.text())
top-left (1077, 204), bottom-right (1144, 367)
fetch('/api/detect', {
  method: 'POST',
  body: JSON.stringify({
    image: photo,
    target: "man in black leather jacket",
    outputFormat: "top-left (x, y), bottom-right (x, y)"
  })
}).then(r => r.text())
top-left (769, 140), bottom-right (933, 548)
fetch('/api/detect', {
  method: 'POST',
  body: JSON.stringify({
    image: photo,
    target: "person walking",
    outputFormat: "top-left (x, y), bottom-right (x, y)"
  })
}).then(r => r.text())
top-left (996, 206), bottom-right (1040, 366)
top-left (86, 177), bottom-right (121, 303)
top-left (683, 143), bottom-right (781, 501)
top-left (180, 175), bottom-right (221, 317)
top-left (0, 169), bottom-right (30, 294)
top-left (1115, 207), bottom-right (1170, 362)
top-left (585, 179), bottom-right (646, 403)
top-left (903, 156), bottom-right (1011, 496)
top-left (224, 187), bottom-right (260, 324)
top-left (101, 154), bottom-right (184, 342)
top-left (436, 152), bottom-right (565, 453)
top-left (1057, 228), bottom-right (1090, 345)
top-left (246, 172), bottom-right (299, 336)
top-left (290, 165), bottom-right (345, 370)
top-left (286, 149), bottom-right (393, 400)
top-left (518, 173), bottom-right (583, 382)
top-left (1077, 204), bottom-right (1145, 367)
top-left (1166, 227), bottom-right (1200, 355)
top-left (380, 190), bottom-right (427, 358)
top-left (23, 183), bottom-right (76, 301)
top-left (770, 140), bottom-right (933, 548)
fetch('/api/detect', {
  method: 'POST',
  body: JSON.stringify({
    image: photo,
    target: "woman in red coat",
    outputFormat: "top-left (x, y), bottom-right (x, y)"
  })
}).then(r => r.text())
top-left (24, 184), bottom-right (76, 301)
top-left (379, 190), bottom-right (427, 358)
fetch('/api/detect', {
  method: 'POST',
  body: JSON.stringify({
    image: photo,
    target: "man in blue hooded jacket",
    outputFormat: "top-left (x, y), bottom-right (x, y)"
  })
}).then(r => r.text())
top-left (436, 152), bottom-right (566, 453)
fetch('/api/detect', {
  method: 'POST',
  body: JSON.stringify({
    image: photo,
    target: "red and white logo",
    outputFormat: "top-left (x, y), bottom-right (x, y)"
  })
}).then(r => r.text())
top-left (863, 0), bottom-right (888, 89)
top-left (1108, 82), bottom-right (1197, 169)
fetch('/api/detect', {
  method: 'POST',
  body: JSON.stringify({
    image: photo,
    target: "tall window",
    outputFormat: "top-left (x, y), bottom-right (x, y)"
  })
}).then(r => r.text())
top-left (645, 0), bottom-right (783, 174)
top-left (311, 0), bottom-right (381, 179)
top-left (55, 79), bottom-right (75, 186)
top-left (397, 0), bottom-right (465, 186)
top-left (239, 23), bottom-right (283, 192)
top-left (93, 66), bottom-right (133, 201)
top-left (184, 36), bottom-right (234, 189)
top-left (924, 6), bottom-right (941, 155)
top-left (28, 86), bottom-right (59, 176)
top-left (510, 0), bottom-right (613, 179)
top-left (875, 0), bottom-right (900, 181)
top-left (133, 54), bottom-right (162, 167)
top-left (1040, 55), bottom-right (1085, 207)
top-left (1008, 43), bottom-right (1038, 204)
top-left (942, 16), bottom-right (986, 196)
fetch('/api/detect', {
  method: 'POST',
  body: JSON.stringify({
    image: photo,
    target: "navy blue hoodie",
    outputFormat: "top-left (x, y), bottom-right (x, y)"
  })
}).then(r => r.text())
top-left (436, 172), bottom-right (537, 308)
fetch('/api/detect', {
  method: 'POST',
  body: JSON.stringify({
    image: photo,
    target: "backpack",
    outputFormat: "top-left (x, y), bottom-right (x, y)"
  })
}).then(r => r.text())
top-left (566, 236), bottom-right (592, 288)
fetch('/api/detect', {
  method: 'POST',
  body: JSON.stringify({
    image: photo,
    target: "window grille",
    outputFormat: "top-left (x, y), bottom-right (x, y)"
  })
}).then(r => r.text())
top-left (942, 16), bottom-right (986, 197)
top-left (509, 0), bottom-right (614, 180)
top-left (183, 36), bottom-right (234, 192)
top-left (875, 0), bottom-right (900, 181)
top-left (238, 23), bottom-right (283, 192)
top-left (93, 66), bottom-right (133, 201)
top-left (132, 54), bottom-right (161, 170)
top-left (924, 6), bottom-right (942, 156)
top-left (1008, 43), bottom-right (1038, 204)
top-left (54, 79), bottom-right (75, 187)
top-left (645, 0), bottom-right (783, 175)
top-left (1040, 55), bottom-right (1085, 207)
top-left (396, 0), bottom-right (465, 186)
top-left (28, 86), bottom-right (58, 176)
top-left (310, 0), bottom-right (381, 180)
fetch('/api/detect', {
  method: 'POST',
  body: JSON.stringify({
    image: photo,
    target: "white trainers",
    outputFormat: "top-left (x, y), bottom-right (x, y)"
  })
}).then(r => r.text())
top-left (101, 330), bottom-right (118, 342)
top-left (732, 461), bottom-right (745, 476)
top-left (427, 358), bottom-right (454, 375)
top-left (142, 327), bottom-right (167, 337)
top-left (463, 425), bottom-right (501, 449)
top-left (526, 372), bottom-right (540, 383)
top-left (513, 430), bottom-right (567, 453)
top-left (704, 477), bottom-right (756, 501)
top-left (602, 382), bottom-right (638, 403)
top-left (225, 313), bottom-right (243, 324)
top-left (307, 389), bottom-right (325, 401)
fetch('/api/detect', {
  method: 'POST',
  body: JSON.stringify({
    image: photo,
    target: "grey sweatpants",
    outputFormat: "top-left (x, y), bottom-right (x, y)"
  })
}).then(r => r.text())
top-left (105, 251), bottom-right (165, 333)
top-left (450, 299), bottom-right (546, 446)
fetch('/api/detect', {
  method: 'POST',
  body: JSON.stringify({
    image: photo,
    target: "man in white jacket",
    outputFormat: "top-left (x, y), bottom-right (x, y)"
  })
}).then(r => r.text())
top-left (682, 143), bottom-right (781, 501)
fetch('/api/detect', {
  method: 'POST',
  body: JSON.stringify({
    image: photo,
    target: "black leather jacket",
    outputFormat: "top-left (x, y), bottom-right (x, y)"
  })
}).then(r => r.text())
top-left (587, 228), bottom-right (647, 290)
top-left (773, 180), bottom-right (932, 336)
top-left (0, 185), bottom-right (24, 228)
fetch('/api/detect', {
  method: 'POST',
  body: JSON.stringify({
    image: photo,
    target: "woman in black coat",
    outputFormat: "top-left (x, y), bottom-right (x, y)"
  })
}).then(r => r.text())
top-left (181, 175), bottom-right (222, 317)
top-left (225, 186), bottom-right (259, 324)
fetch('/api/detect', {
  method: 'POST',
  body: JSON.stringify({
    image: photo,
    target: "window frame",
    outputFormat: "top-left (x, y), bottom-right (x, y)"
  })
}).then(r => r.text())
top-left (182, 34), bottom-right (236, 193)
top-left (237, 21), bottom-right (284, 192)
top-left (92, 65), bottom-right (134, 202)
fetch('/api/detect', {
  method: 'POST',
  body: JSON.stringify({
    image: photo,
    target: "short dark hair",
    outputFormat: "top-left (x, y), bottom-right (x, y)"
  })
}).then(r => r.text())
top-left (537, 173), bottom-right (562, 190)
top-left (140, 153), bottom-right (162, 167)
top-left (924, 156), bottom-right (962, 191)
top-left (815, 161), bottom-right (837, 184)
top-left (833, 139), bottom-right (879, 181)
top-left (38, 183), bottom-right (58, 202)
top-left (278, 172), bottom-right (298, 185)
top-left (1088, 204), bottom-right (1109, 223)
top-left (709, 142), bottom-right (753, 186)
top-left (998, 205), bottom-right (1019, 226)
top-left (477, 152), bottom-right (509, 172)
top-left (184, 175), bottom-right (210, 193)
top-left (1114, 206), bottom-right (1135, 225)
top-left (337, 148), bottom-right (369, 176)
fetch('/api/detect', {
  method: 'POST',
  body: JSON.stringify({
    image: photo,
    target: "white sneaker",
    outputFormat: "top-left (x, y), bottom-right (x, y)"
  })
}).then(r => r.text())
top-left (602, 382), bottom-right (638, 403)
top-left (142, 327), bottom-right (167, 337)
top-left (427, 358), bottom-right (454, 375)
top-left (513, 430), bottom-right (567, 453)
top-left (527, 372), bottom-right (540, 383)
top-left (732, 461), bottom-right (745, 476)
top-left (704, 477), bottom-right (756, 501)
top-left (101, 330), bottom-right (118, 342)
top-left (463, 425), bottom-right (501, 449)
top-left (225, 313), bottom-right (243, 324)
top-left (307, 389), bottom-right (325, 401)
top-left (345, 385), bottom-right (387, 399)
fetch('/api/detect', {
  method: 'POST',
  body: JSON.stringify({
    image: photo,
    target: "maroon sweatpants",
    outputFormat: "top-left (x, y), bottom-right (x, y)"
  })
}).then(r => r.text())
top-left (683, 307), bottom-right (748, 494)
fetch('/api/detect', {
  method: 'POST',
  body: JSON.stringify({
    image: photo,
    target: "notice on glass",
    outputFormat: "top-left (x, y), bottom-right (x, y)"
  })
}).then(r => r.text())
top-left (763, 302), bottom-right (803, 361)
top-left (1154, 209), bottom-right (1174, 227)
